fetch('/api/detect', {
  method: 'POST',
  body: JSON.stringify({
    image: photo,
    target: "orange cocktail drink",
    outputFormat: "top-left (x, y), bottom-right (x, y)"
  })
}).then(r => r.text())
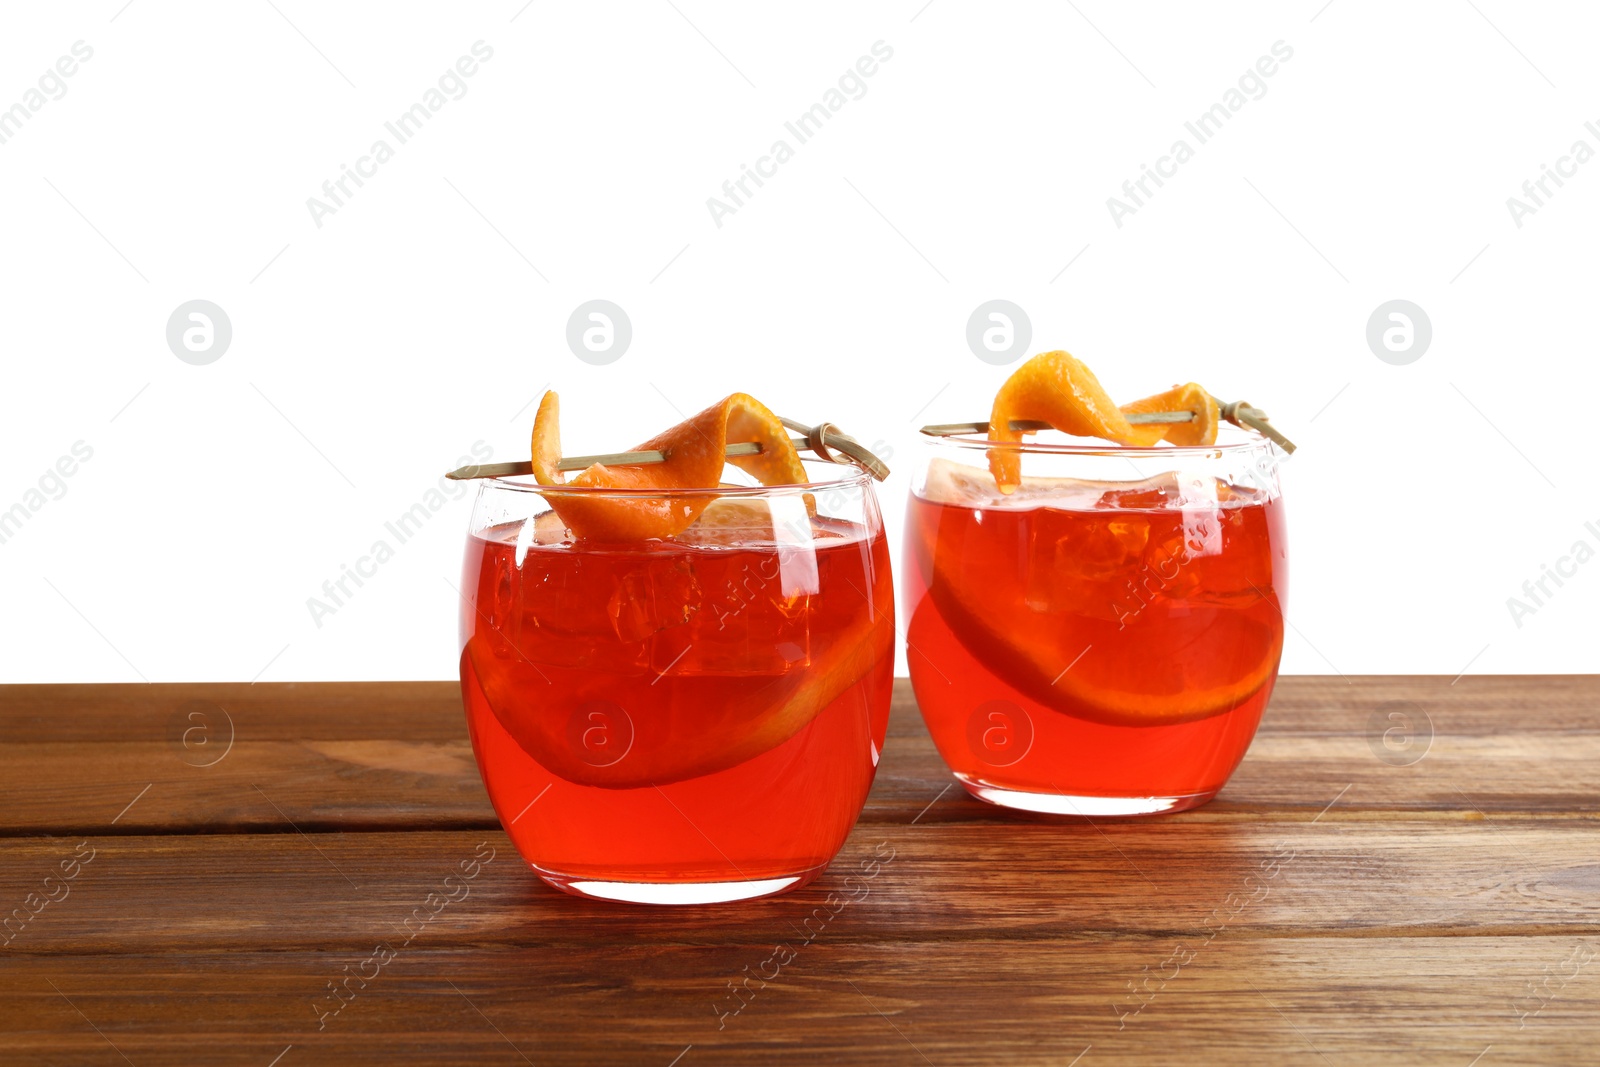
top-left (904, 438), bottom-right (1286, 814)
top-left (904, 352), bottom-right (1289, 815)
top-left (458, 393), bottom-right (893, 902)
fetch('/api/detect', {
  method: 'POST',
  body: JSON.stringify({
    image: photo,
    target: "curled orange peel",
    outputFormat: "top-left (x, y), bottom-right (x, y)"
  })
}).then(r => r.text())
top-left (986, 352), bottom-right (1219, 492)
top-left (529, 390), bottom-right (810, 541)
top-left (1120, 382), bottom-right (1220, 447)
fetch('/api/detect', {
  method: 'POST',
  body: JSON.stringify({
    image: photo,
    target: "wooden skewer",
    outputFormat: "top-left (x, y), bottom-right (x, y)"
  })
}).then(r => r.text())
top-left (445, 403), bottom-right (1293, 482)
top-left (921, 401), bottom-right (1297, 454)
top-left (1217, 400), bottom-right (1297, 454)
top-left (778, 417), bottom-right (891, 480)
top-left (448, 441), bottom-right (774, 481)
top-left (445, 421), bottom-right (892, 482)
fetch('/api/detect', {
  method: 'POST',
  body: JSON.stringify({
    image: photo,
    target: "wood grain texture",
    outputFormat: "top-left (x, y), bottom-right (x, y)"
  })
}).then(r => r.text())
top-left (0, 822), bottom-right (1597, 955)
top-left (1, 677), bottom-right (1597, 1066)
top-left (4, 676), bottom-right (1598, 835)
top-left (2, 939), bottom-right (1594, 1066)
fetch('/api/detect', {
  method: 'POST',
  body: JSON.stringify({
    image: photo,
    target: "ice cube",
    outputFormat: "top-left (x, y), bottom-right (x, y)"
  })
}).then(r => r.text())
top-left (1138, 528), bottom-right (1203, 603)
top-left (1095, 473), bottom-right (1181, 511)
top-left (1175, 472), bottom-right (1222, 558)
top-left (646, 579), bottom-right (812, 677)
top-left (1024, 513), bottom-right (1151, 618)
top-left (515, 510), bottom-right (569, 567)
top-left (675, 496), bottom-right (820, 598)
top-left (607, 556), bottom-right (699, 644)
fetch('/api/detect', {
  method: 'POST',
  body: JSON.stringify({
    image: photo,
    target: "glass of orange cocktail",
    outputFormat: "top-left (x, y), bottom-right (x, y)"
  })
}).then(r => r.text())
top-left (458, 394), bottom-right (894, 903)
top-left (903, 354), bottom-right (1288, 816)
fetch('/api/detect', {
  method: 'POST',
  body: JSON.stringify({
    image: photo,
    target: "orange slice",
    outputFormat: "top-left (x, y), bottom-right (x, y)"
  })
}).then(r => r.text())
top-left (464, 571), bottom-right (893, 787)
top-left (673, 496), bottom-right (807, 546)
top-left (907, 479), bottom-right (1280, 726)
top-left (986, 353), bottom-right (1220, 492)
top-left (529, 391), bottom-right (809, 541)
top-left (909, 581), bottom-right (1280, 727)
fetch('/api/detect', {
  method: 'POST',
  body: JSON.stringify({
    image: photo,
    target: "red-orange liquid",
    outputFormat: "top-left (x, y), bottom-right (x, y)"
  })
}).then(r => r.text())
top-left (904, 484), bottom-right (1286, 809)
top-left (459, 518), bottom-right (894, 893)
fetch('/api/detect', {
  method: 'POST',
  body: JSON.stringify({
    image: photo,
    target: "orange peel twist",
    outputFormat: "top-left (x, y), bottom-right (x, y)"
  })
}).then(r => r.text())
top-left (986, 351), bottom-right (1219, 491)
top-left (529, 390), bottom-right (810, 541)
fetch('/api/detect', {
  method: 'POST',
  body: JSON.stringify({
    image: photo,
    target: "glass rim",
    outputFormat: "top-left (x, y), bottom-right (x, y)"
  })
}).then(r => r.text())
top-left (474, 457), bottom-right (875, 498)
top-left (919, 426), bottom-right (1280, 460)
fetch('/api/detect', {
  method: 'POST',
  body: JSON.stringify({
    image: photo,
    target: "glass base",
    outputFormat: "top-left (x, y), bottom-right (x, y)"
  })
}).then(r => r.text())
top-left (535, 864), bottom-right (826, 905)
top-left (956, 775), bottom-right (1217, 816)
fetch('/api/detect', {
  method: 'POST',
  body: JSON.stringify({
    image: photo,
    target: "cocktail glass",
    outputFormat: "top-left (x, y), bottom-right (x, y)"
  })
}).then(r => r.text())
top-left (459, 461), bottom-right (894, 903)
top-left (902, 428), bottom-right (1287, 815)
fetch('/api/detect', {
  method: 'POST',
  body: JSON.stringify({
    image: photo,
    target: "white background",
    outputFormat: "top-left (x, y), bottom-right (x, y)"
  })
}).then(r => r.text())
top-left (1, 0), bottom-right (1595, 683)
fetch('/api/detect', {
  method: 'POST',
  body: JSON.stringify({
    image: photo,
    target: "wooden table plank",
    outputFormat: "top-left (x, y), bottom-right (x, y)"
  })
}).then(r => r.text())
top-left (1, 938), bottom-right (1593, 1066)
top-left (3, 677), bottom-right (1599, 836)
top-left (5, 675), bottom-right (1597, 745)
top-left (4, 724), bottom-right (1598, 837)
top-left (0, 682), bottom-right (470, 743)
top-left (2, 819), bottom-right (1596, 956)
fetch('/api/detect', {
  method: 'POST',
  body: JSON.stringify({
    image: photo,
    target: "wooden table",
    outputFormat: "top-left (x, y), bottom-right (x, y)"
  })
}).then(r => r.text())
top-left (2, 677), bottom-right (1596, 1065)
